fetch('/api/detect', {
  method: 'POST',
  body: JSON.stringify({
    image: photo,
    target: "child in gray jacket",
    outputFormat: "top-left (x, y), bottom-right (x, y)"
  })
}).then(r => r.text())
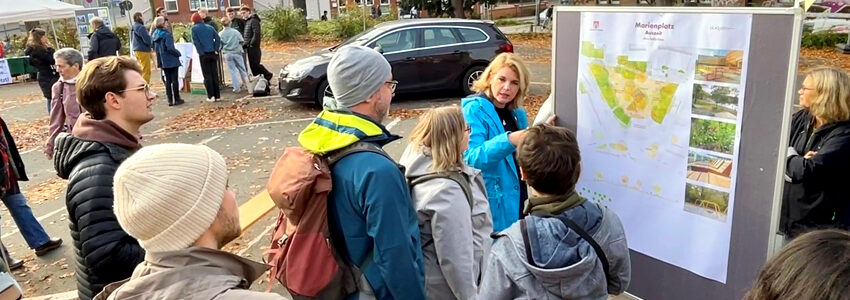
top-left (479, 124), bottom-right (631, 300)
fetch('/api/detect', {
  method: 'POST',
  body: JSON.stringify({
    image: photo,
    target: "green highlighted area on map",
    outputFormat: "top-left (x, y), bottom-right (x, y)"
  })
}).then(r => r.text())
top-left (582, 42), bottom-right (680, 127)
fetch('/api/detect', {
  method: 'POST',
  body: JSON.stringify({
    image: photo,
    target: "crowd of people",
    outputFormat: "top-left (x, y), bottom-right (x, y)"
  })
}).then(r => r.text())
top-left (2, 6), bottom-right (850, 300)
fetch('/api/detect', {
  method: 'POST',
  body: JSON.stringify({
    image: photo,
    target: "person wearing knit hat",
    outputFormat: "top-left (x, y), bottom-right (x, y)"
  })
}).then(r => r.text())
top-left (95, 144), bottom-right (286, 300)
top-left (293, 44), bottom-right (427, 299)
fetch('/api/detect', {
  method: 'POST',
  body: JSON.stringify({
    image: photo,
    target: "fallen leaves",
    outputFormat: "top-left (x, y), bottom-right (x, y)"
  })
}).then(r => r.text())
top-left (508, 33), bottom-right (552, 49)
top-left (0, 92), bottom-right (45, 106)
top-left (389, 108), bottom-right (431, 120)
top-left (24, 178), bottom-right (67, 206)
top-left (523, 94), bottom-right (548, 122)
top-left (163, 101), bottom-right (271, 132)
top-left (7, 118), bottom-right (49, 153)
top-left (799, 48), bottom-right (850, 73)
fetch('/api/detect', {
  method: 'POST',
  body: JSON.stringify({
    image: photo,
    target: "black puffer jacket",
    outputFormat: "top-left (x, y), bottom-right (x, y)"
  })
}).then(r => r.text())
top-left (781, 109), bottom-right (850, 237)
top-left (243, 14), bottom-right (262, 47)
top-left (24, 46), bottom-right (58, 80)
top-left (53, 133), bottom-right (144, 300)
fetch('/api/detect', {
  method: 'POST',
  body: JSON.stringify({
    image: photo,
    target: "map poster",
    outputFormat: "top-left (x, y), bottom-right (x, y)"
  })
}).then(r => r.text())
top-left (575, 12), bottom-right (752, 283)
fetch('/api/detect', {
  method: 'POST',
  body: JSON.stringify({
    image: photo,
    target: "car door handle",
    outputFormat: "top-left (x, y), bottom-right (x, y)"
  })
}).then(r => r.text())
top-left (406, 57), bottom-right (416, 61)
top-left (453, 50), bottom-right (462, 54)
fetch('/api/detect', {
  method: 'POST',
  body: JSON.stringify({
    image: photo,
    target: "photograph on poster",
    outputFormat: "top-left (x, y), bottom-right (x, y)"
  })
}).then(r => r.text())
top-left (87, 13), bottom-right (95, 20)
top-left (692, 83), bottom-right (739, 121)
top-left (78, 25), bottom-right (89, 35)
top-left (684, 182), bottom-right (729, 222)
top-left (686, 150), bottom-right (732, 189)
top-left (76, 15), bottom-right (87, 24)
top-left (695, 49), bottom-right (744, 84)
top-left (689, 118), bottom-right (736, 155)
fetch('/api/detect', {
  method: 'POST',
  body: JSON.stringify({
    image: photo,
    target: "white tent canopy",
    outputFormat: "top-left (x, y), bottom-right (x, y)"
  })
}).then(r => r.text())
top-left (0, 0), bottom-right (84, 24)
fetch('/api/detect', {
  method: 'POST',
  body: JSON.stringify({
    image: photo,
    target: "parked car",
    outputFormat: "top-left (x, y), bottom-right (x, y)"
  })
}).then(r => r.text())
top-left (278, 18), bottom-right (514, 106)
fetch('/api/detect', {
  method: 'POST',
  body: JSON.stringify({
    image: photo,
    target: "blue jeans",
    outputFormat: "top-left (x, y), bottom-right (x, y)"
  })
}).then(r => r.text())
top-left (224, 52), bottom-right (249, 91)
top-left (2, 193), bottom-right (49, 249)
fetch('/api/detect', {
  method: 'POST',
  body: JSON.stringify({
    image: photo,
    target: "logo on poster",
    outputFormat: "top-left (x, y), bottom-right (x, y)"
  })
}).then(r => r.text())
top-left (591, 20), bottom-right (603, 31)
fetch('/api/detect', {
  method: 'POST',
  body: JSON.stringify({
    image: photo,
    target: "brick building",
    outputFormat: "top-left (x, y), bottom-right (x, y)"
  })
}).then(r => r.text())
top-left (153, 0), bottom-right (254, 24)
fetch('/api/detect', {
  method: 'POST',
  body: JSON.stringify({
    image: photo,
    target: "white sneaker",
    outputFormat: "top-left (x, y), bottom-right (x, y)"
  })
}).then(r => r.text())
top-left (205, 97), bottom-right (215, 102)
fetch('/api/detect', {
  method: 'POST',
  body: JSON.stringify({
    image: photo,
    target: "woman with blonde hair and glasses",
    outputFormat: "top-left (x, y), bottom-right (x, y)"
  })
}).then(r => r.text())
top-left (462, 53), bottom-right (555, 231)
top-left (400, 106), bottom-right (493, 300)
top-left (782, 66), bottom-right (850, 239)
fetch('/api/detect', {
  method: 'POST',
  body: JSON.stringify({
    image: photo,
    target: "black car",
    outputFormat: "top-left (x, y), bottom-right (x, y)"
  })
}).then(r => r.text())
top-left (278, 18), bottom-right (514, 106)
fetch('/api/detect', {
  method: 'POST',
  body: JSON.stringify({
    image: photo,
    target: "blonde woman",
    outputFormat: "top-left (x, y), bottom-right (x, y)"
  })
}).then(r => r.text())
top-left (462, 53), bottom-right (554, 231)
top-left (400, 106), bottom-right (493, 300)
top-left (782, 66), bottom-right (850, 238)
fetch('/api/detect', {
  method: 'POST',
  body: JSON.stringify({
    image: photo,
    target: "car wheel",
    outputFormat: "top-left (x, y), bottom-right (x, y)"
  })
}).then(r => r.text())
top-left (462, 66), bottom-right (485, 95)
top-left (316, 80), bottom-right (333, 107)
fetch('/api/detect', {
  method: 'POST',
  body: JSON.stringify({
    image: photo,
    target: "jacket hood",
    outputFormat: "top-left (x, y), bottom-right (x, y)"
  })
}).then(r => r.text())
top-left (72, 115), bottom-right (141, 151)
top-left (53, 133), bottom-right (131, 180)
top-left (500, 201), bottom-right (605, 297)
top-left (298, 110), bottom-right (400, 155)
top-left (152, 29), bottom-right (167, 42)
top-left (96, 26), bottom-right (117, 38)
top-left (96, 247), bottom-right (269, 300)
top-left (400, 145), bottom-right (479, 178)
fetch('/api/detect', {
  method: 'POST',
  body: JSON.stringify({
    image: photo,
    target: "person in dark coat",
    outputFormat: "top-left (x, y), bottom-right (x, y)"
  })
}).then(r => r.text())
top-left (24, 28), bottom-right (59, 112)
top-left (240, 5), bottom-right (273, 81)
top-left (781, 66), bottom-right (850, 239)
top-left (87, 17), bottom-right (121, 60)
top-left (191, 12), bottom-right (222, 102)
top-left (199, 7), bottom-right (220, 31)
top-left (0, 116), bottom-right (63, 270)
top-left (152, 17), bottom-right (183, 106)
top-left (53, 56), bottom-right (154, 300)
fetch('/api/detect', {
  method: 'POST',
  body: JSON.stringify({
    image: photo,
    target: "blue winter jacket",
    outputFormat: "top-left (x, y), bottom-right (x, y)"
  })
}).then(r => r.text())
top-left (461, 94), bottom-right (528, 231)
top-left (191, 22), bottom-right (220, 54)
top-left (131, 21), bottom-right (152, 52)
top-left (298, 110), bottom-right (427, 300)
top-left (152, 29), bottom-right (181, 69)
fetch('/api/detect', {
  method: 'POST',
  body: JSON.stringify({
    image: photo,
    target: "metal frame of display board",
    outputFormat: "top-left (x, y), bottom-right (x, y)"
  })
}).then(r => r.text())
top-left (550, 6), bottom-right (803, 300)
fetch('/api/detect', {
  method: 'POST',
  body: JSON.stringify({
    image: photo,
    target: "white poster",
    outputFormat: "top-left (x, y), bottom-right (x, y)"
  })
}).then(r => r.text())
top-left (575, 12), bottom-right (752, 283)
top-left (174, 43), bottom-right (196, 90)
top-left (0, 59), bottom-right (11, 85)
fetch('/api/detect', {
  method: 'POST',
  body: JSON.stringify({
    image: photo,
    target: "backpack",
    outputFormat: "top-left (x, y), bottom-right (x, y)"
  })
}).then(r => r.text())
top-left (253, 77), bottom-right (270, 97)
top-left (264, 142), bottom-right (392, 299)
top-left (407, 171), bottom-right (473, 209)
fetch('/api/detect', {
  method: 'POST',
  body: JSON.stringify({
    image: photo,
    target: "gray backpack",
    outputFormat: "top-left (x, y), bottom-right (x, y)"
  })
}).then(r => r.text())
top-left (407, 172), bottom-right (473, 208)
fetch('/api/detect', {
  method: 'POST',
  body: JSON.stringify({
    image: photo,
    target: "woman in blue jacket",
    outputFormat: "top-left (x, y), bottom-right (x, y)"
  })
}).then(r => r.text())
top-left (462, 53), bottom-right (542, 231)
top-left (152, 17), bottom-right (183, 106)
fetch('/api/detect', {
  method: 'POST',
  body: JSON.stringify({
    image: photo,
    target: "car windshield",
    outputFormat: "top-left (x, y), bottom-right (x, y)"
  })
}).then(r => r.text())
top-left (330, 27), bottom-right (387, 51)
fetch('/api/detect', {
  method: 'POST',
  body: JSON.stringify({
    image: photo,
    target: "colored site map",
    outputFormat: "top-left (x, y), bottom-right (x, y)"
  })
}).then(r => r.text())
top-left (581, 41), bottom-right (679, 127)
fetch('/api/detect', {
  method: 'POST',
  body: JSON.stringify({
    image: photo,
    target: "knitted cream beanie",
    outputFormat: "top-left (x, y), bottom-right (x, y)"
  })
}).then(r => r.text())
top-left (113, 143), bottom-right (228, 252)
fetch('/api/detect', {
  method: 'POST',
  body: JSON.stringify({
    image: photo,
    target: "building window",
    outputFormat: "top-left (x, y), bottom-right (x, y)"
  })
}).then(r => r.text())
top-left (189, 0), bottom-right (220, 11)
top-left (380, 0), bottom-right (389, 4)
top-left (165, 0), bottom-right (178, 12)
top-left (228, 0), bottom-right (241, 7)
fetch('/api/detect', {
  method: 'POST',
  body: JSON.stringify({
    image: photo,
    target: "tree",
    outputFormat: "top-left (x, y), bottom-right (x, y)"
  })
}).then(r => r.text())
top-left (693, 84), bottom-right (707, 102)
top-left (710, 86), bottom-right (733, 109)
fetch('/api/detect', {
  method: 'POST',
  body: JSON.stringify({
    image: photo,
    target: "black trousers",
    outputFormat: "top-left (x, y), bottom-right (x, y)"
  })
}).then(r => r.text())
top-left (200, 53), bottom-right (221, 99)
top-left (246, 46), bottom-right (272, 80)
top-left (162, 67), bottom-right (181, 104)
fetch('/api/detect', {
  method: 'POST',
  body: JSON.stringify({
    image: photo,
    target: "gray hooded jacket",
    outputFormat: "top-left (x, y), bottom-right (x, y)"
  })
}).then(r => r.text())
top-left (478, 200), bottom-right (630, 300)
top-left (400, 145), bottom-right (494, 300)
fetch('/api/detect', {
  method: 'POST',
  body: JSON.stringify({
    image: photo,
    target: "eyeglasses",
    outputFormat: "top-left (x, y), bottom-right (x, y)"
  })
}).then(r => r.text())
top-left (386, 80), bottom-right (398, 92)
top-left (464, 125), bottom-right (471, 133)
top-left (119, 84), bottom-right (155, 97)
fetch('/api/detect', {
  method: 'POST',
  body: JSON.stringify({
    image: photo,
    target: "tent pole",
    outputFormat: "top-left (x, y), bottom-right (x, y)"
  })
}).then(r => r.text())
top-left (49, 19), bottom-right (59, 47)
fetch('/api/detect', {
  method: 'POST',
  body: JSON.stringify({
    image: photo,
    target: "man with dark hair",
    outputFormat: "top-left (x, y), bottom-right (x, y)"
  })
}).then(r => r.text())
top-left (226, 7), bottom-right (246, 35)
top-left (240, 5), bottom-right (273, 81)
top-left (52, 56), bottom-right (154, 300)
top-left (479, 124), bottom-right (631, 299)
top-left (150, 7), bottom-right (172, 34)
top-left (87, 17), bottom-right (121, 60)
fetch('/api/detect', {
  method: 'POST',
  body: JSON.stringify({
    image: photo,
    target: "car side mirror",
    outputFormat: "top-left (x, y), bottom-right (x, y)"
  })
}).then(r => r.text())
top-left (373, 45), bottom-right (384, 54)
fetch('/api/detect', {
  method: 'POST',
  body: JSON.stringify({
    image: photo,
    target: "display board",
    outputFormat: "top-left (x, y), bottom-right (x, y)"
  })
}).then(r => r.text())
top-left (553, 7), bottom-right (803, 299)
top-left (0, 59), bottom-right (11, 85)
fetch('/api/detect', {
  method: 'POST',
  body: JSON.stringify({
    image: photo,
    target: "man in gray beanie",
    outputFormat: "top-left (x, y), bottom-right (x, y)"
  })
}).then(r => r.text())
top-left (94, 143), bottom-right (286, 300)
top-left (294, 45), bottom-right (426, 299)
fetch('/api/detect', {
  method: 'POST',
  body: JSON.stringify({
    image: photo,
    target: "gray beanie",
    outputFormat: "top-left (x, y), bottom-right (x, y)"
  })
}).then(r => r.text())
top-left (325, 45), bottom-right (392, 110)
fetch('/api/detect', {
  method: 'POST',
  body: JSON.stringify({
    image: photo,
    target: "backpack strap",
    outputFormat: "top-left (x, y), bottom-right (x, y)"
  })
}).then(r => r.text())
top-left (408, 171), bottom-right (473, 209)
top-left (326, 141), bottom-right (390, 166)
top-left (522, 213), bottom-right (612, 289)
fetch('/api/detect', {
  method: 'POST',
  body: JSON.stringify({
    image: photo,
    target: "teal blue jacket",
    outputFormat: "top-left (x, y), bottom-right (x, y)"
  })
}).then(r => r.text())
top-left (298, 110), bottom-right (426, 300)
top-left (461, 94), bottom-right (528, 231)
